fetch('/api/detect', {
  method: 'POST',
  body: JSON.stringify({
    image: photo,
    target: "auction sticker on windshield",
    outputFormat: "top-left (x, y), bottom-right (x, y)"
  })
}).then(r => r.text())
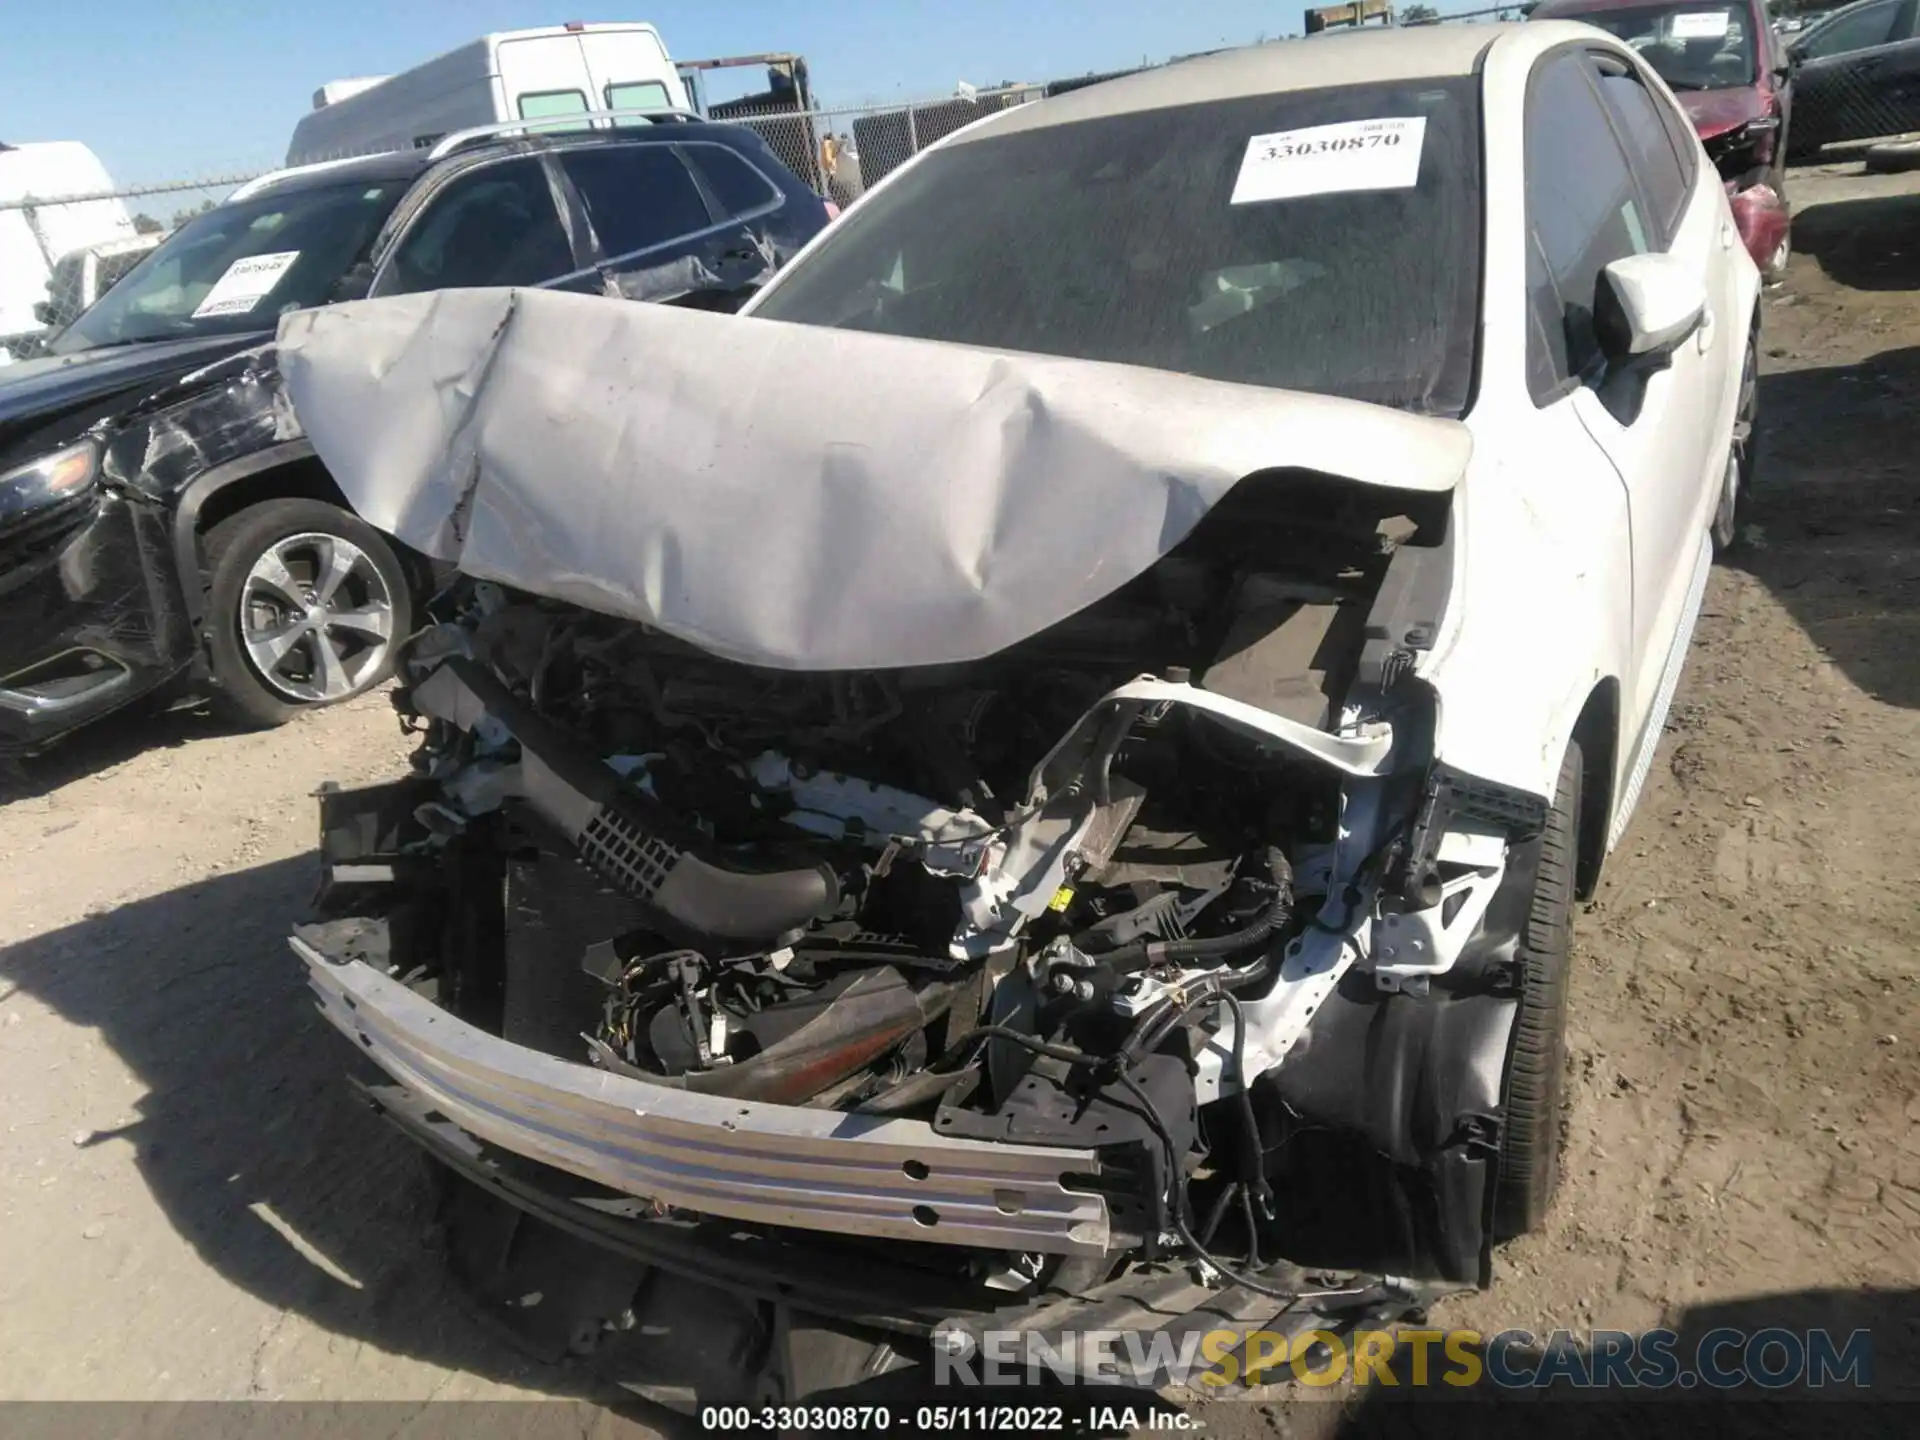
top-left (191, 250), bottom-right (300, 319)
top-left (1671, 11), bottom-right (1732, 38)
top-left (1231, 117), bottom-right (1426, 205)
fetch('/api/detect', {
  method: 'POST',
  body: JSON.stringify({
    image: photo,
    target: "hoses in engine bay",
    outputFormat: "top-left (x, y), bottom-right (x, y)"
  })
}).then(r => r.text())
top-left (408, 656), bottom-right (841, 945)
top-left (1074, 847), bottom-right (1294, 975)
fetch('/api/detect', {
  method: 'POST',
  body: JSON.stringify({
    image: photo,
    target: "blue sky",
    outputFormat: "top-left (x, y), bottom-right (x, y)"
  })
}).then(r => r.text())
top-left (5, 1), bottom-right (1478, 183)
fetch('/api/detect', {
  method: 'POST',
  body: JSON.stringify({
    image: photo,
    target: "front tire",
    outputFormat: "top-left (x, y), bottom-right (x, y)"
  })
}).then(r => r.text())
top-left (1712, 333), bottom-right (1759, 553)
top-left (1491, 738), bottom-right (1583, 1241)
top-left (202, 498), bottom-right (411, 728)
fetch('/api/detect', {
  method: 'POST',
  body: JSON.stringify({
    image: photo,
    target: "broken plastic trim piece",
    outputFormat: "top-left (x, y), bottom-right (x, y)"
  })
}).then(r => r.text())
top-left (1030, 677), bottom-right (1396, 792)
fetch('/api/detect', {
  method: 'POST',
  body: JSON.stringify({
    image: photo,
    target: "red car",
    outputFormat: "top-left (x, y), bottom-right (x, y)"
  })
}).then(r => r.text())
top-left (1529, 0), bottom-right (1794, 274)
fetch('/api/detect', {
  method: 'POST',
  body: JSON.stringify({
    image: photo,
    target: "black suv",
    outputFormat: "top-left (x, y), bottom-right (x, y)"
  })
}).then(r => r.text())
top-left (0, 118), bottom-right (830, 753)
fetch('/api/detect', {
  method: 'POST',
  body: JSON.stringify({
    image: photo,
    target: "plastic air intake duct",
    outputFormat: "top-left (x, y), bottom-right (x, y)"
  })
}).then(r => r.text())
top-left (412, 657), bottom-right (840, 943)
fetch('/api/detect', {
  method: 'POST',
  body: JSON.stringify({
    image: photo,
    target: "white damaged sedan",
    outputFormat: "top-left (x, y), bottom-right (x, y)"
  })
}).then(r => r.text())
top-left (275, 21), bottom-right (1756, 1398)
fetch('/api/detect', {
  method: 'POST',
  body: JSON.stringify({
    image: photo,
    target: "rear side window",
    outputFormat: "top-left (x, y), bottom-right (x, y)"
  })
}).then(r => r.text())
top-left (519, 90), bottom-right (588, 119)
top-left (1525, 53), bottom-right (1651, 398)
top-left (687, 143), bottom-right (784, 219)
top-left (559, 146), bottom-right (715, 260)
top-left (606, 81), bottom-right (672, 110)
top-left (1593, 60), bottom-right (1691, 241)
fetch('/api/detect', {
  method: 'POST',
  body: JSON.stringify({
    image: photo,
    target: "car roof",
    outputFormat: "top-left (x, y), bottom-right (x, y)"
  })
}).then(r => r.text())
top-left (241, 119), bottom-right (776, 204)
top-left (241, 148), bottom-right (434, 201)
top-left (1530, 0), bottom-right (1753, 15)
top-left (968, 26), bottom-right (1509, 140)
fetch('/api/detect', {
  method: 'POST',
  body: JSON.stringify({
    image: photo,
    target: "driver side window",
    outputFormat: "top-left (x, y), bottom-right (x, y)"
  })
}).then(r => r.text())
top-left (381, 158), bottom-right (575, 295)
top-left (1525, 53), bottom-right (1653, 402)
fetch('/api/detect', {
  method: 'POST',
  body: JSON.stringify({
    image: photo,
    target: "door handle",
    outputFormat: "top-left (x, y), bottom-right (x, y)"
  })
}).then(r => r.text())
top-left (1720, 221), bottom-right (1736, 251)
top-left (1697, 304), bottom-right (1716, 355)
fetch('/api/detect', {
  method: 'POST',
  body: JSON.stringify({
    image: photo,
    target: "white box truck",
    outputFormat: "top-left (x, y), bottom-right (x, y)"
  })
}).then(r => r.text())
top-left (0, 141), bottom-right (137, 362)
top-left (285, 22), bottom-right (692, 165)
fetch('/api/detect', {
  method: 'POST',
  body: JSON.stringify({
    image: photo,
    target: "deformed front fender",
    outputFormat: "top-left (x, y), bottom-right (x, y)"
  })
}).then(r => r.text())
top-left (1418, 430), bottom-right (1633, 812)
top-left (168, 438), bottom-right (319, 630)
top-left (93, 349), bottom-right (311, 636)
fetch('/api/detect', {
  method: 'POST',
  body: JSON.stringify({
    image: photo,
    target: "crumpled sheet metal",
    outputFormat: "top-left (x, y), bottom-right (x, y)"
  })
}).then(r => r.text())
top-left (100, 344), bottom-right (300, 501)
top-left (277, 288), bottom-right (1472, 672)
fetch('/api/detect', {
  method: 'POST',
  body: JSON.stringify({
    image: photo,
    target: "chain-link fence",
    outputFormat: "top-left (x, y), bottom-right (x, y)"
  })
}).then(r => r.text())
top-left (0, 82), bottom-right (1082, 359)
top-left (0, 88), bottom-right (1043, 359)
top-left (1402, 5), bottom-right (1529, 23)
top-left (0, 174), bottom-right (259, 361)
top-left (701, 86), bottom-right (1052, 204)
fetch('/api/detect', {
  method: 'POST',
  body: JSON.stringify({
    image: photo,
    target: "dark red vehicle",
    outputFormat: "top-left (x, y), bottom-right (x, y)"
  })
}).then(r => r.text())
top-left (1529, 0), bottom-right (1795, 274)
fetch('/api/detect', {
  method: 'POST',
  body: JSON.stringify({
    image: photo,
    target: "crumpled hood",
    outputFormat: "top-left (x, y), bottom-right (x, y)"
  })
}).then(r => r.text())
top-left (277, 287), bottom-right (1471, 672)
top-left (1677, 85), bottom-right (1768, 142)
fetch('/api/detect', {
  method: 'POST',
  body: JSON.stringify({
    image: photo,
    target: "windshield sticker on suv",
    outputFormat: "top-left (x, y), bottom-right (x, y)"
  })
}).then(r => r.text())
top-left (1671, 11), bottom-right (1732, 38)
top-left (1230, 117), bottom-right (1427, 205)
top-left (190, 250), bottom-right (301, 319)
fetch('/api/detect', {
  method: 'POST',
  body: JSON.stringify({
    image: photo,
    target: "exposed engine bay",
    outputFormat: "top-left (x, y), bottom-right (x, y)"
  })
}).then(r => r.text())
top-left (302, 468), bottom-right (1537, 1311)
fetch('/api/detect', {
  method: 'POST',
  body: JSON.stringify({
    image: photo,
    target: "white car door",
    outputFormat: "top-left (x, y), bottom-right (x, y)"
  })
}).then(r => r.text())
top-left (1593, 49), bottom-right (1742, 503)
top-left (1525, 48), bottom-right (1724, 743)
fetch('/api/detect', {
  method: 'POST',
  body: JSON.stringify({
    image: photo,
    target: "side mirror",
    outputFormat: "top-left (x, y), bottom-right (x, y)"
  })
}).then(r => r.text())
top-left (1596, 253), bottom-right (1708, 363)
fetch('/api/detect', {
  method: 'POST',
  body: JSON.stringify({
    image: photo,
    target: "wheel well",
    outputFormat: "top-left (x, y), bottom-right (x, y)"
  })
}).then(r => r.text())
top-left (192, 456), bottom-right (348, 540)
top-left (1571, 680), bottom-right (1619, 901)
top-left (187, 458), bottom-right (434, 602)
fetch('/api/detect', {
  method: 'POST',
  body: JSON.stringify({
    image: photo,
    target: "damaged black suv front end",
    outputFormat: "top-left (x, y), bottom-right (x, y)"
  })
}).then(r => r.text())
top-left (0, 338), bottom-right (282, 754)
top-left (295, 462), bottom-right (1546, 1397)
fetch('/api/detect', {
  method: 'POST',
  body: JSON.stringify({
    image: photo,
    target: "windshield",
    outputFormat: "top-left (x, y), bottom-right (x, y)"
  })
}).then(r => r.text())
top-left (1550, 4), bottom-right (1760, 91)
top-left (752, 79), bottom-right (1482, 416)
top-left (50, 177), bottom-right (408, 355)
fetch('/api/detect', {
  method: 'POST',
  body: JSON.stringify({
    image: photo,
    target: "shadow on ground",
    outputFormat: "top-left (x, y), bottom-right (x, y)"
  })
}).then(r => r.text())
top-left (0, 693), bottom-right (237, 803)
top-left (1792, 190), bottom-right (1920, 292)
top-left (1744, 342), bottom-right (1920, 710)
top-left (0, 854), bottom-right (683, 1425)
top-left (0, 850), bottom-right (1199, 1431)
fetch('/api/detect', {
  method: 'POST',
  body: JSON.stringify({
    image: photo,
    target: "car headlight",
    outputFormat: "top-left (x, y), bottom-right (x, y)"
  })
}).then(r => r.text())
top-left (0, 440), bottom-right (100, 518)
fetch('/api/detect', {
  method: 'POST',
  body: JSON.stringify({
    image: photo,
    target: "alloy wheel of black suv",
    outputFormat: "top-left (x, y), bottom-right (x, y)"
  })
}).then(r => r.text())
top-left (202, 498), bottom-right (413, 728)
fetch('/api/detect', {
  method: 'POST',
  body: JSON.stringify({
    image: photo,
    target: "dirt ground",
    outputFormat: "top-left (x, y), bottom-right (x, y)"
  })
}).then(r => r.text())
top-left (1, 164), bottom-right (1917, 1428)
